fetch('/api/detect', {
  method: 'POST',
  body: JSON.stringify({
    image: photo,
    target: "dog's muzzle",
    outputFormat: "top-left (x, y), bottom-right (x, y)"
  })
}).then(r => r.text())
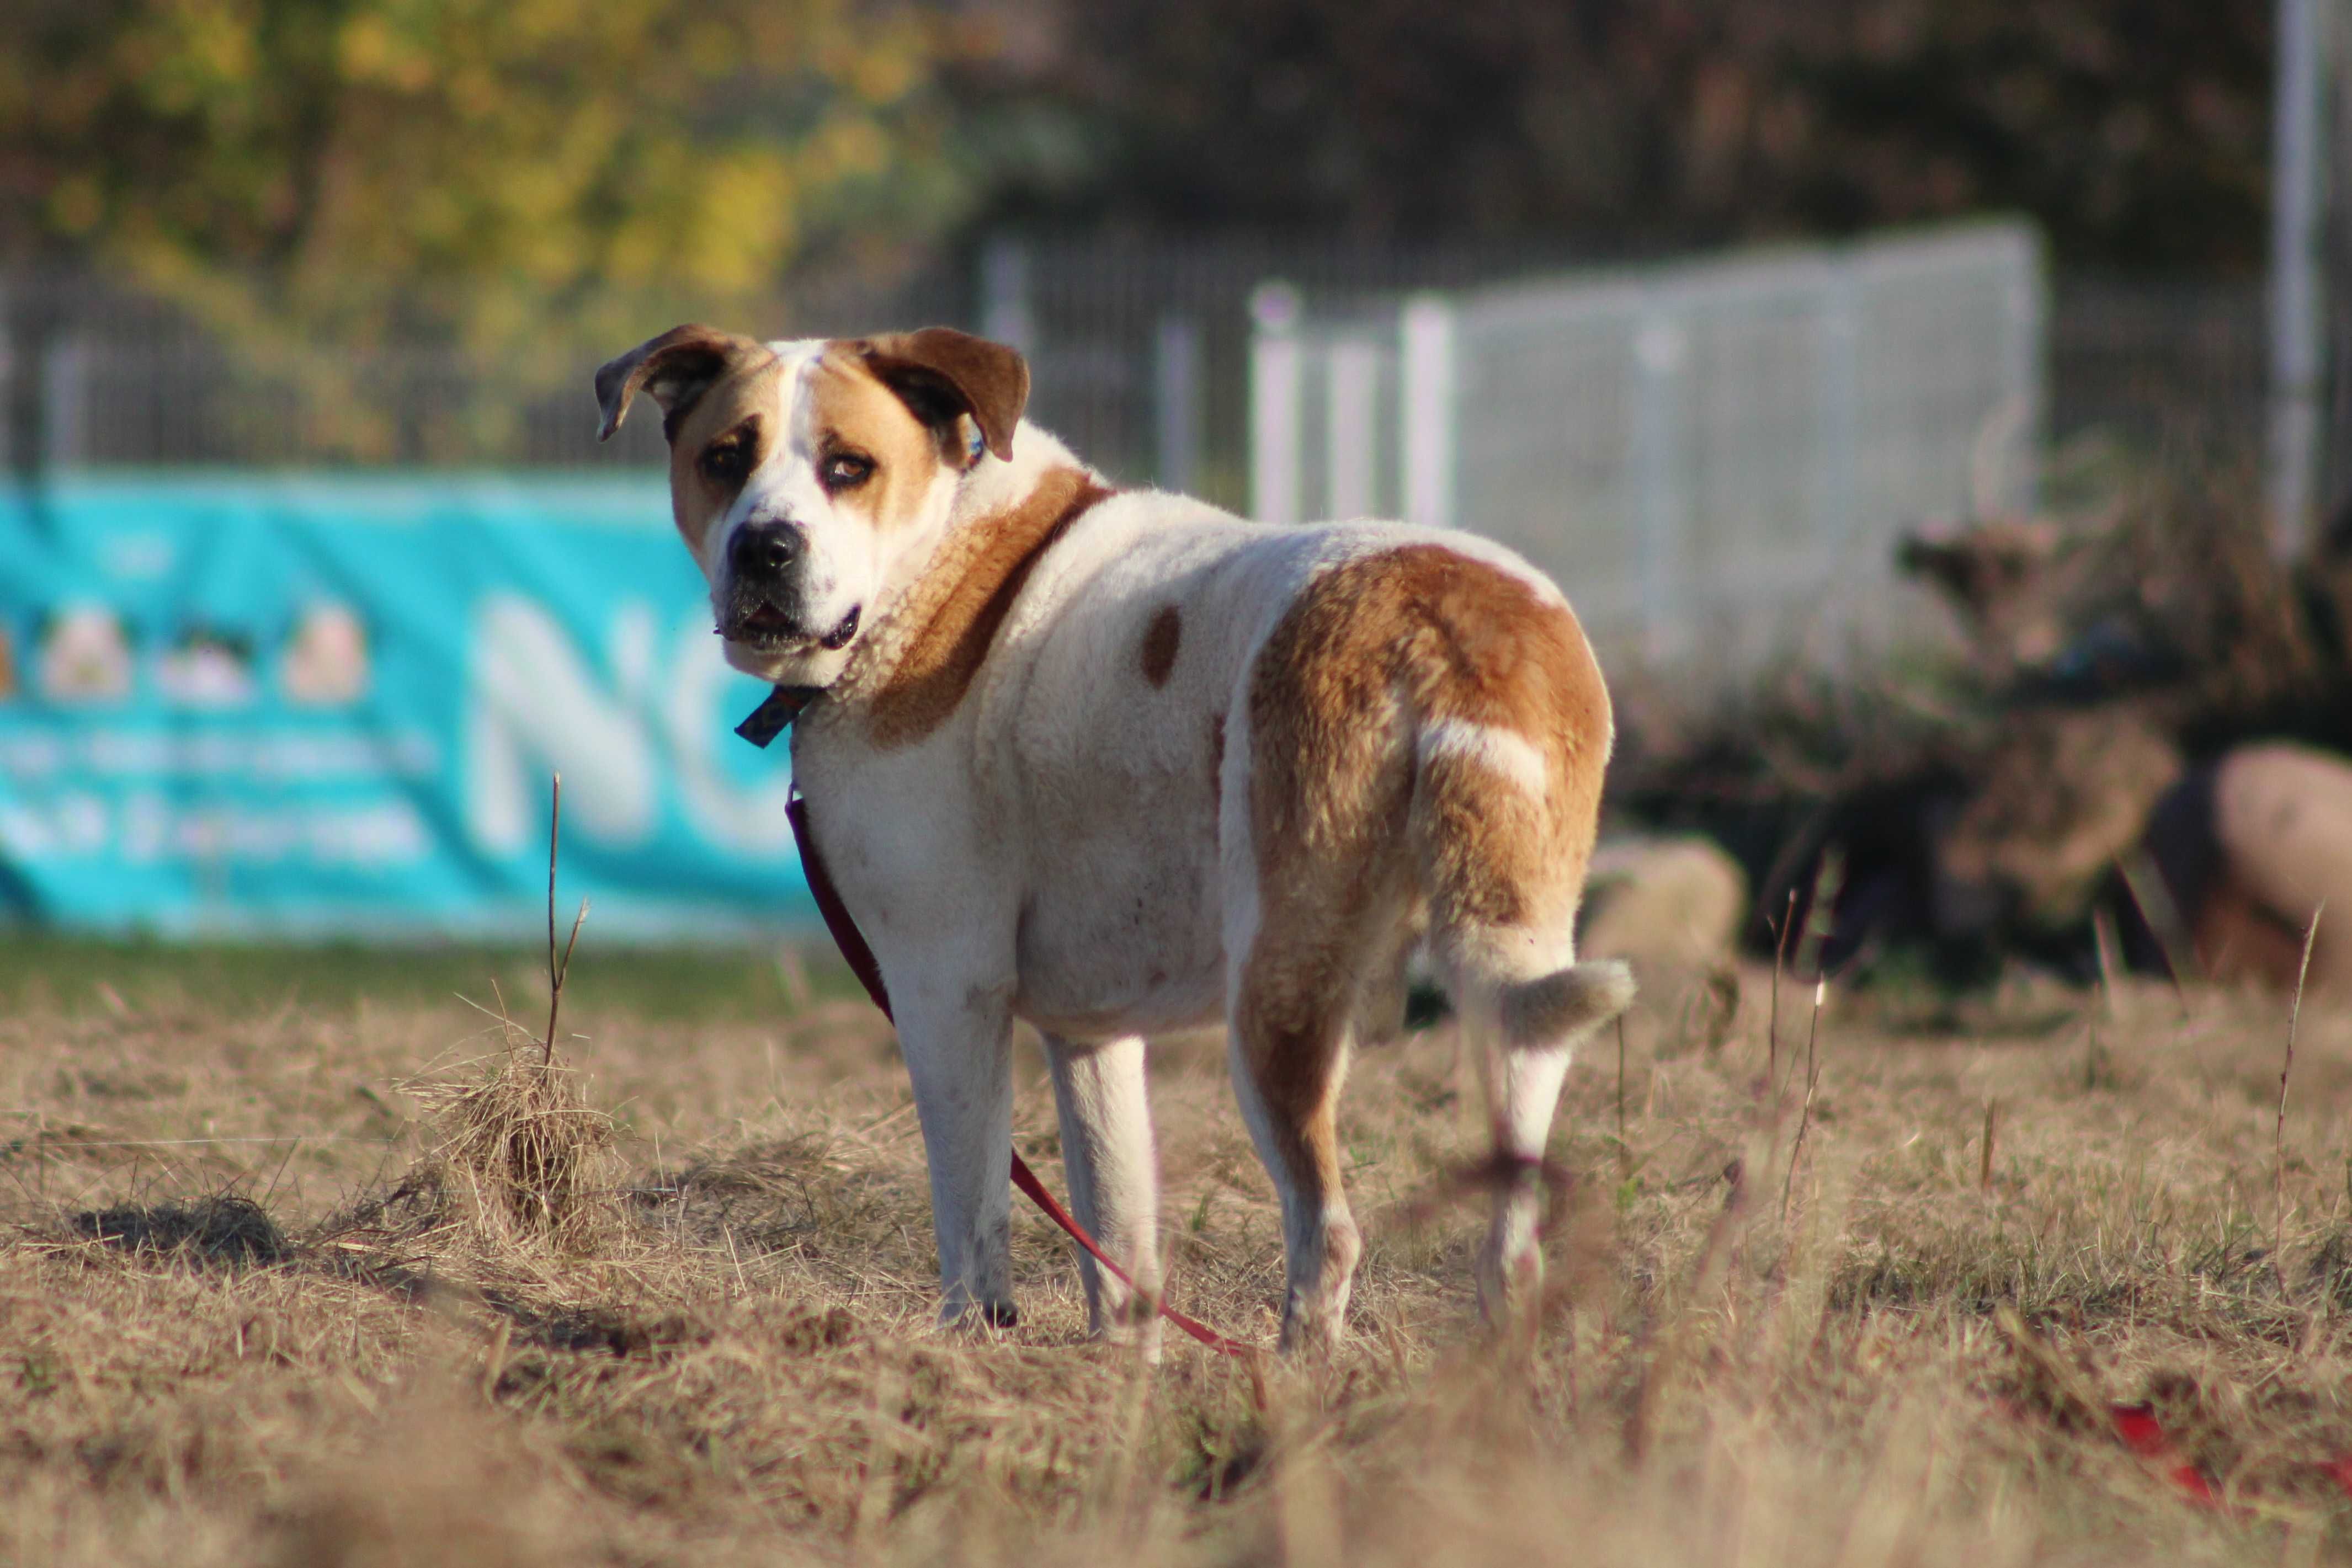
top-left (717, 520), bottom-right (860, 652)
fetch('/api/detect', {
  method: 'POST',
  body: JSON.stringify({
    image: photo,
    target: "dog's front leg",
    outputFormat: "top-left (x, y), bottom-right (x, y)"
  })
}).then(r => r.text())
top-left (894, 978), bottom-right (1019, 1328)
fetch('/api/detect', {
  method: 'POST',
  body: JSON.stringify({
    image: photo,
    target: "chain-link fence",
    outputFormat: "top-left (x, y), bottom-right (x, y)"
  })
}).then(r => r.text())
top-left (0, 269), bottom-right (970, 473)
top-left (2048, 276), bottom-right (2270, 458)
top-left (2, 229), bottom-right (2328, 541)
top-left (0, 239), bottom-right (1597, 494)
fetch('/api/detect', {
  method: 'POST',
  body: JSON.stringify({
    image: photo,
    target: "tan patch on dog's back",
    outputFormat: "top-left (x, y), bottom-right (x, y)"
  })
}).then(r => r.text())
top-left (868, 467), bottom-right (1113, 747)
top-left (1246, 545), bottom-right (1611, 943)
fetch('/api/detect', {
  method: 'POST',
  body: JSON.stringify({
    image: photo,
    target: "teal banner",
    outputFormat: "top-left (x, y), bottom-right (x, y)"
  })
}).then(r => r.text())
top-left (0, 473), bottom-right (815, 938)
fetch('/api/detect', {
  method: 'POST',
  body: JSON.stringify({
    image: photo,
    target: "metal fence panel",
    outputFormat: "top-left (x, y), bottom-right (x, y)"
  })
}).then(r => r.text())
top-left (1254, 221), bottom-right (2047, 672)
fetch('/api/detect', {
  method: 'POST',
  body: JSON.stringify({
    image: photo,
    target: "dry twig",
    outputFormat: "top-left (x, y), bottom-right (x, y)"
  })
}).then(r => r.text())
top-left (1781, 978), bottom-right (1826, 1222)
top-left (542, 773), bottom-right (590, 1071)
top-left (2276, 903), bottom-right (2323, 1282)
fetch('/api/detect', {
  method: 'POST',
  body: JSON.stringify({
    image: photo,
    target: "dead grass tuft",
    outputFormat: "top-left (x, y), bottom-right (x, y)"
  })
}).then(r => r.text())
top-left (400, 1041), bottom-right (621, 1255)
top-left (387, 769), bottom-right (627, 1260)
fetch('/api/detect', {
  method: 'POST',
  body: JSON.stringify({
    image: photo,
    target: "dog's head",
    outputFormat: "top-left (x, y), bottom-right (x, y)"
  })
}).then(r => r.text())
top-left (594, 326), bottom-right (1029, 686)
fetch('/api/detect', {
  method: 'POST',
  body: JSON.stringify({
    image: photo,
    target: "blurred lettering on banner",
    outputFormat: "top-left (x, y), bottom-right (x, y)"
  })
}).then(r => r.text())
top-left (0, 474), bottom-right (816, 936)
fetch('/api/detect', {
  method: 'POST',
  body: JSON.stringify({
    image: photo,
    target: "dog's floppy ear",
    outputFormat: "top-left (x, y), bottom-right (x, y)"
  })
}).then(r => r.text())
top-left (857, 328), bottom-right (1030, 462)
top-left (594, 324), bottom-right (758, 442)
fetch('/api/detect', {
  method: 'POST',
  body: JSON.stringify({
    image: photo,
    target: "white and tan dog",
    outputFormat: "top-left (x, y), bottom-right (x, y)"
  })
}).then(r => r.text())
top-left (595, 325), bottom-right (1633, 1351)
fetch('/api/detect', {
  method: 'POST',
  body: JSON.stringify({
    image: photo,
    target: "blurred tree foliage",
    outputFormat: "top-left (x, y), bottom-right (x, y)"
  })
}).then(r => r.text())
top-left (952, 0), bottom-right (2274, 275)
top-left (0, 0), bottom-right (2280, 370)
top-left (0, 0), bottom-right (970, 356)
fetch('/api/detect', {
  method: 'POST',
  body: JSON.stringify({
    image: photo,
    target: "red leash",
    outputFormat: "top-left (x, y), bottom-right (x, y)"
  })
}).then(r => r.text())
top-left (785, 791), bottom-right (1251, 1357)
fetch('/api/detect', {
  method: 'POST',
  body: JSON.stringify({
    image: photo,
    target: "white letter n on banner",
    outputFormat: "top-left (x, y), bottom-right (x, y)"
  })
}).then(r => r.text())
top-left (465, 595), bottom-right (659, 856)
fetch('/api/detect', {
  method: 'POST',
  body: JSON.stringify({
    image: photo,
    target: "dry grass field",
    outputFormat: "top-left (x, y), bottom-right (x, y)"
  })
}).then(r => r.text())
top-left (6, 936), bottom-right (2352, 1565)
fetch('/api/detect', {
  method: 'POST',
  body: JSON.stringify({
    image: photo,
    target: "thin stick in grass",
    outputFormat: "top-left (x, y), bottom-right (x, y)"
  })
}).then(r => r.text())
top-left (2115, 849), bottom-right (2197, 1013)
top-left (1781, 978), bottom-right (1825, 1222)
top-left (1979, 1100), bottom-right (1997, 1193)
top-left (1615, 1014), bottom-right (1629, 1177)
top-left (2276, 902), bottom-right (2323, 1286)
top-left (1768, 889), bottom-right (1795, 1085)
top-left (1791, 849), bottom-right (1844, 988)
top-left (542, 773), bottom-right (589, 1070)
top-left (1777, 850), bottom-right (1843, 1101)
top-left (2091, 907), bottom-right (2120, 1021)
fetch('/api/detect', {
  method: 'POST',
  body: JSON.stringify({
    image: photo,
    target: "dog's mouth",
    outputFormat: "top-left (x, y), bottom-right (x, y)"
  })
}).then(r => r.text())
top-left (818, 604), bottom-right (861, 649)
top-left (725, 600), bottom-right (796, 650)
top-left (721, 600), bottom-right (862, 653)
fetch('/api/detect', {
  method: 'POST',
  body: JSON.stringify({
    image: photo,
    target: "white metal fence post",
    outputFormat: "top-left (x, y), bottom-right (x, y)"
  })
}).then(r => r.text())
top-left (1325, 338), bottom-right (1380, 520)
top-left (2001, 228), bottom-right (2049, 517)
top-left (1400, 295), bottom-right (1456, 530)
top-left (1249, 284), bottom-right (1304, 526)
top-left (1820, 263), bottom-right (1860, 564)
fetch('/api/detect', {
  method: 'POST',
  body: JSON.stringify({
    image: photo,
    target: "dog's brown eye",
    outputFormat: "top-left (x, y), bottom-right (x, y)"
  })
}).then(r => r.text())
top-left (700, 430), bottom-right (753, 485)
top-left (821, 452), bottom-right (875, 492)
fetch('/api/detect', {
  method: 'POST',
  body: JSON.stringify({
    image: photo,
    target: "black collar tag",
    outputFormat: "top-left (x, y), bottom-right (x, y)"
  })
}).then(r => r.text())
top-left (736, 685), bottom-right (823, 749)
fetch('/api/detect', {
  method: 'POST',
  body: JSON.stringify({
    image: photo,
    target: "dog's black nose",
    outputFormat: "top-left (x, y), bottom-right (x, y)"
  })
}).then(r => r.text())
top-left (729, 521), bottom-right (803, 582)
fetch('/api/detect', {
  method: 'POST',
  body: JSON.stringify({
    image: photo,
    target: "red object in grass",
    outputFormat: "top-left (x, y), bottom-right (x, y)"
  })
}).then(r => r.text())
top-left (2110, 1404), bottom-right (2220, 1506)
top-left (2110, 1402), bottom-right (2168, 1456)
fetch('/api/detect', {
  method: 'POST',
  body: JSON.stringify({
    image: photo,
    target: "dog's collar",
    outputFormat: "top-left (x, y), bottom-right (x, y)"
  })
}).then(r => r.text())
top-left (735, 684), bottom-right (826, 749)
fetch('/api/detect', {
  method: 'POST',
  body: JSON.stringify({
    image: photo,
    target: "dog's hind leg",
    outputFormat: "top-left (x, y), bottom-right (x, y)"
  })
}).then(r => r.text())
top-left (1228, 925), bottom-right (1364, 1354)
top-left (1450, 956), bottom-right (1635, 1324)
top-left (1044, 1032), bottom-right (1163, 1356)
top-left (1432, 861), bottom-right (1633, 1325)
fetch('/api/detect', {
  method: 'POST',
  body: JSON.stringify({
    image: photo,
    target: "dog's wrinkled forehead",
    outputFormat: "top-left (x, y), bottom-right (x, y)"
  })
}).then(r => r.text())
top-left (664, 343), bottom-right (951, 548)
top-left (593, 323), bottom-right (1033, 558)
top-left (595, 324), bottom-right (1029, 472)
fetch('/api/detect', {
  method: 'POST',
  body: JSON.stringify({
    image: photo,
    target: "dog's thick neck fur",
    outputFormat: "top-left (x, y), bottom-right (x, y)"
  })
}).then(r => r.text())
top-left (810, 418), bottom-right (1096, 733)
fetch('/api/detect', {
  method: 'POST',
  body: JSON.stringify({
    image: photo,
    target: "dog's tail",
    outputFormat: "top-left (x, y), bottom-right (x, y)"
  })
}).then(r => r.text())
top-left (1405, 700), bottom-right (1634, 1054)
top-left (1413, 718), bottom-right (1635, 1314)
top-left (1410, 712), bottom-right (1636, 1055)
top-left (1375, 553), bottom-right (1630, 1057)
top-left (1492, 958), bottom-right (1637, 1049)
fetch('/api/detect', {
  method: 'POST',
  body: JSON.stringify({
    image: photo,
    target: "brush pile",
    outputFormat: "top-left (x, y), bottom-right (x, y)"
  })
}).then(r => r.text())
top-left (1612, 465), bottom-right (2352, 990)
